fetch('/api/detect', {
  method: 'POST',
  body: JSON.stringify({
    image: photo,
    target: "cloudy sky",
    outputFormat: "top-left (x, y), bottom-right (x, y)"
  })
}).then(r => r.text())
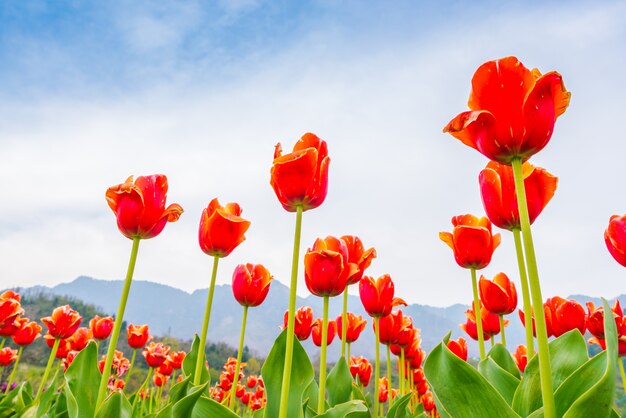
top-left (1, 0), bottom-right (625, 307)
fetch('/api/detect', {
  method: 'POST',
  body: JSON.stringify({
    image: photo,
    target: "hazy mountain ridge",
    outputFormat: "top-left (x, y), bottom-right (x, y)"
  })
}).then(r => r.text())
top-left (14, 277), bottom-right (625, 359)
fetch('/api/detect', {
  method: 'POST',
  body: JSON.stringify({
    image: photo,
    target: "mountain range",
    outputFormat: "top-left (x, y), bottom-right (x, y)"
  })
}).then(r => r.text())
top-left (14, 276), bottom-right (625, 360)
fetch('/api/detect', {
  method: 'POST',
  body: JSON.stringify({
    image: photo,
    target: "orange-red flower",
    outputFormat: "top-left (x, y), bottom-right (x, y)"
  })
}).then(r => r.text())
top-left (0, 347), bottom-right (18, 366)
top-left (544, 297), bottom-right (586, 338)
top-left (158, 359), bottom-right (174, 376)
top-left (270, 132), bottom-right (330, 212)
top-left (440, 214), bottom-right (501, 270)
top-left (168, 351), bottom-right (186, 370)
top-left (378, 310), bottom-right (404, 346)
top-left (479, 161), bottom-right (557, 230)
top-left (12, 320), bottom-right (42, 346)
top-left (247, 375), bottom-right (258, 388)
top-left (0, 291), bottom-right (20, 302)
top-left (304, 236), bottom-right (357, 297)
top-left (447, 337), bottom-right (468, 361)
top-left (69, 327), bottom-right (92, 351)
top-left (359, 274), bottom-right (406, 318)
top-left (99, 350), bottom-right (130, 377)
top-left (232, 263), bottom-right (273, 307)
top-left (0, 317), bottom-right (27, 338)
top-left (586, 300), bottom-right (625, 340)
top-left (479, 272), bottom-right (518, 315)
top-left (282, 306), bottom-right (314, 341)
top-left (405, 342), bottom-right (426, 370)
top-left (514, 344), bottom-right (528, 372)
top-left (106, 174), bottom-right (183, 240)
top-left (422, 392), bottom-right (436, 412)
top-left (349, 356), bottom-right (372, 387)
top-left (143, 342), bottom-right (170, 368)
top-left (41, 305), bottom-right (82, 339)
top-left (311, 318), bottom-right (336, 347)
top-left (127, 324), bottom-right (151, 349)
top-left (341, 235), bottom-right (377, 285)
top-left (90, 315), bottom-right (114, 340)
top-left (461, 304), bottom-right (505, 340)
top-left (153, 372), bottom-right (169, 387)
top-left (0, 297), bottom-right (23, 328)
top-left (45, 335), bottom-right (72, 358)
top-left (444, 56), bottom-right (570, 164)
top-left (605, 214), bottom-right (626, 267)
top-left (198, 198), bottom-right (251, 258)
top-left (336, 312), bottom-right (367, 343)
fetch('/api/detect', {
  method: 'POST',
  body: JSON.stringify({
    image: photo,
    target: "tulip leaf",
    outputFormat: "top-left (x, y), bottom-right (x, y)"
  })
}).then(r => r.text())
top-left (182, 335), bottom-right (210, 386)
top-left (326, 357), bottom-right (352, 407)
top-left (313, 400), bottom-right (369, 418)
top-left (188, 395), bottom-right (239, 418)
top-left (487, 344), bottom-right (520, 379)
top-left (261, 329), bottom-right (314, 418)
top-left (303, 380), bottom-right (320, 418)
top-left (511, 329), bottom-right (588, 416)
top-left (386, 393), bottom-right (412, 418)
top-left (168, 375), bottom-right (191, 404)
top-left (95, 391), bottom-right (132, 418)
top-left (64, 342), bottom-right (100, 418)
top-left (477, 357), bottom-right (520, 405)
top-left (424, 341), bottom-right (519, 418)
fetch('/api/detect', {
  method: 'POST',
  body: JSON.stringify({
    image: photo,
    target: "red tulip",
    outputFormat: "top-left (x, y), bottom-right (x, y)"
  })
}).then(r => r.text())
top-left (106, 174), bottom-right (183, 240)
top-left (168, 351), bottom-right (186, 370)
top-left (282, 306), bottom-right (314, 341)
top-left (405, 344), bottom-right (426, 370)
top-left (0, 297), bottom-right (23, 328)
top-left (447, 337), bottom-right (468, 361)
top-left (586, 300), bottom-right (625, 340)
top-left (99, 350), bottom-right (130, 377)
top-left (479, 161), bottom-right (557, 230)
top-left (69, 327), bottom-right (92, 351)
top-left (153, 372), bottom-right (169, 387)
top-left (413, 368), bottom-right (425, 384)
top-left (0, 291), bottom-right (20, 302)
top-left (513, 344), bottom-right (528, 372)
top-left (589, 333), bottom-right (626, 357)
top-left (349, 356), bottom-right (372, 387)
top-left (0, 317), bottom-right (27, 338)
top-left (304, 236), bottom-right (356, 297)
top-left (45, 335), bottom-right (72, 358)
top-left (158, 360), bottom-right (174, 376)
top-left (544, 297), bottom-right (586, 338)
top-left (605, 214), bottom-right (626, 267)
top-left (340, 235), bottom-right (377, 285)
top-left (336, 312), bottom-right (367, 344)
top-left (461, 304), bottom-right (505, 340)
top-left (127, 324), bottom-right (151, 349)
top-left (359, 274), bottom-right (406, 318)
top-left (416, 378), bottom-right (429, 396)
top-left (444, 56), bottom-right (570, 164)
top-left (479, 272), bottom-right (518, 315)
top-left (12, 320), bottom-right (42, 346)
top-left (41, 305), bottom-right (82, 339)
top-left (378, 310), bottom-right (414, 347)
top-left (232, 263), bottom-right (273, 307)
top-left (270, 132), bottom-right (330, 212)
top-left (143, 342), bottom-right (170, 368)
top-left (311, 318), bottom-right (336, 347)
top-left (0, 347), bottom-right (18, 366)
top-left (90, 316), bottom-right (114, 340)
top-left (198, 198), bottom-right (251, 258)
top-left (440, 214), bottom-right (501, 270)
top-left (247, 375), bottom-right (258, 388)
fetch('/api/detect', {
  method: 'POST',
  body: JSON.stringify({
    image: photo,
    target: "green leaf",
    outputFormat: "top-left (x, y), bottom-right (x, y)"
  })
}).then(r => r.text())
top-left (173, 382), bottom-right (211, 418)
top-left (386, 393), bottom-right (411, 418)
top-left (477, 357), bottom-right (520, 405)
top-left (189, 396), bottom-right (239, 418)
top-left (168, 376), bottom-right (191, 404)
top-left (314, 400), bottom-right (369, 418)
top-left (326, 357), bottom-right (352, 407)
top-left (63, 386), bottom-right (79, 418)
top-left (261, 329), bottom-right (314, 418)
top-left (487, 344), bottom-right (520, 379)
top-left (424, 342), bottom-right (519, 418)
top-left (303, 380), bottom-right (320, 418)
top-left (182, 335), bottom-right (210, 386)
top-left (512, 329), bottom-right (588, 416)
top-left (95, 391), bottom-right (132, 418)
top-left (64, 342), bottom-right (100, 418)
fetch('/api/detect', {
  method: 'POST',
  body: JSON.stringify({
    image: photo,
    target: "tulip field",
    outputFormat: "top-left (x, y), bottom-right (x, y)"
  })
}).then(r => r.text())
top-left (1, 56), bottom-right (626, 418)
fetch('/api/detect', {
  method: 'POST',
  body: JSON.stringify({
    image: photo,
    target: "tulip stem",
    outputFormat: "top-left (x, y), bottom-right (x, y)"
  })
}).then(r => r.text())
top-left (97, 236), bottom-right (141, 407)
top-left (278, 205), bottom-right (303, 418)
top-left (341, 287), bottom-right (348, 358)
top-left (512, 227), bottom-right (535, 355)
top-left (35, 338), bottom-right (60, 403)
top-left (619, 358), bottom-right (626, 395)
top-left (125, 349), bottom-right (137, 390)
top-left (470, 268), bottom-right (486, 360)
top-left (133, 367), bottom-right (153, 411)
top-left (347, 342), bottom-right (351, 360)
top-left (374, 317), bottom-right (381, 418)
top-left (4, 346), bottom-right (23, 394)
top-left (0, 338), bottom-right (4, 350)
top-left (194, 255), bottom-right (220, 385)
top-left (511, 157), bottom-right (555, 418)
top-left (400, 348), bottom-right (405, 395)
top-left (318, 296), bottom-right (330, 414)
top-left (499, 315), bottom-right (507, 347)
top-left (229, 305), bottom-right (249, 410)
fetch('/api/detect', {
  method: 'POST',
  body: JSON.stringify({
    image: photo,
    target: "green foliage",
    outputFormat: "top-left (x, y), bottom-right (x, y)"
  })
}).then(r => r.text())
top-left (64, 342), bottom-right (100, 418)
top-left (326, 357), bottom-right (352, 407)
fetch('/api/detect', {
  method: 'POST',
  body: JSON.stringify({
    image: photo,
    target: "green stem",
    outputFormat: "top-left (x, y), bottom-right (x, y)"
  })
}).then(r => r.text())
top-left (0, 338), bottom-right (5, 350)
top-left (386, 345), bottom-right (393, 410)
top-left (512, 227), bottom-right (535, 355)
top-left (511, 157), bottom-right (555, 418)
top-left (194, 255), bottom-right (220, 385)
top-left (4, 346), bottom-right (23, 394)
top-left (156, 385), bottom-right (163, 410)
top-left (490, 337), bottom-right (495, 348)
top-left (132, 368), bottom-right (153, 411)
top-left (97, 237), bottom-right (140, 407)
top-left (499, 315), bottom-right (507, 347)
top-left (125, 349), bottom-right (137, 390)
top-left (341, 287), bottom-right (348, 358)
top-left (619, 358), bottom-right (626, 395)
top-left (347, 342), bottom-right (351, 361)
top-left (470, 268), bottom-right (486, 360)
top-left (374, 317), bottom-right (381, 418)
top-left (35, 338), bottom-right (60, 402)
top-left (229, 306), bottom-right (249, 410)
top-left (318, 296), bottom-right (330, 414)
top-left (400, 348), bottom-right (405, 395)
top-left (149, 387), bottom-right (154, 414)
top-left (278, 205), bottom-right (303, 418)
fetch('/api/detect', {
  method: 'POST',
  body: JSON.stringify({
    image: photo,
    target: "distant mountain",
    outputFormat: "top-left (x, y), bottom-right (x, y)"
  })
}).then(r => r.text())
top-left (13, 277), bottom-right (625, 359)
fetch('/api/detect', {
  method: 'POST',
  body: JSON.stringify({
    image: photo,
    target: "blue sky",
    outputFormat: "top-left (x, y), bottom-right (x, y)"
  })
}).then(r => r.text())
top-left (1, 0), bottom-right (625, 306)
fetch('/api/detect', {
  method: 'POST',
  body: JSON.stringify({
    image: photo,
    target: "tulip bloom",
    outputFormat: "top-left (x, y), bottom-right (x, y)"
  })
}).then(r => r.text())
top-left (106, 175), bottom-right (183, 240)
top-left (311, 318), bottom-right (336, 347)
top-left (439, 214), bottom-right (501, 270)
top-left (282, 306), bottom-right (314, 341)
top-left (0, 298), bottom-right (23, 328)
top-left (168, 351), bottom-right (186, 370)
top-left (378, 311), bottom-right (403, 346)
top-left (69, 327), bottom-right (93, 351)
top-left (143, 342), bottom-right (170, 368)
top-left (12, 321), bottom-right (42, 346)
top-left (359, 274), bottom-right (406, 318)
top-left (90, 316), bottom-right (114, 340)
top-left (479, 161), bottom-right (558, 230)
top-left (341, 235), bottom-right (377, 285)
top-left (447, 337), bottom-right (468, 361)
top-left (514, 345), bottom-right (528, 372)
top-left (198, 199), bottom-right (251, 258)
top-left (41, 305), bottom-right (82, 340)
top-left (461, 304), bottom-right (505, 340)
top-left (586, 300), bottom-right (625, 340)
top-left (544, 297), bottom-right (586, 338)
top-left (127, 324), bottom-right (151, 349)
top-left (0, 317), bottom-right (27, 338)
top-left (232, 263), bottom-right (273, 307)
top-left (45, 335), bottom-right (72, 359)
top-left (605, 214), bottom-right (626, 267)
top-left (270, 132), bottom-right (330, 212)
top-left (336, 312), bottom-right (367, 344)
top-left (0, 347), bottom-right (18, 366)
top-left (304, 236), bottom-right (356, 297)
top-left (444, 56), bottom-right (570, 164)
top-left (349, 356), bottom-right (372, 387)
top-left (479, 273), bottom-right (518, 315)
top-left (423, 392), bottom-right (436, 412)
